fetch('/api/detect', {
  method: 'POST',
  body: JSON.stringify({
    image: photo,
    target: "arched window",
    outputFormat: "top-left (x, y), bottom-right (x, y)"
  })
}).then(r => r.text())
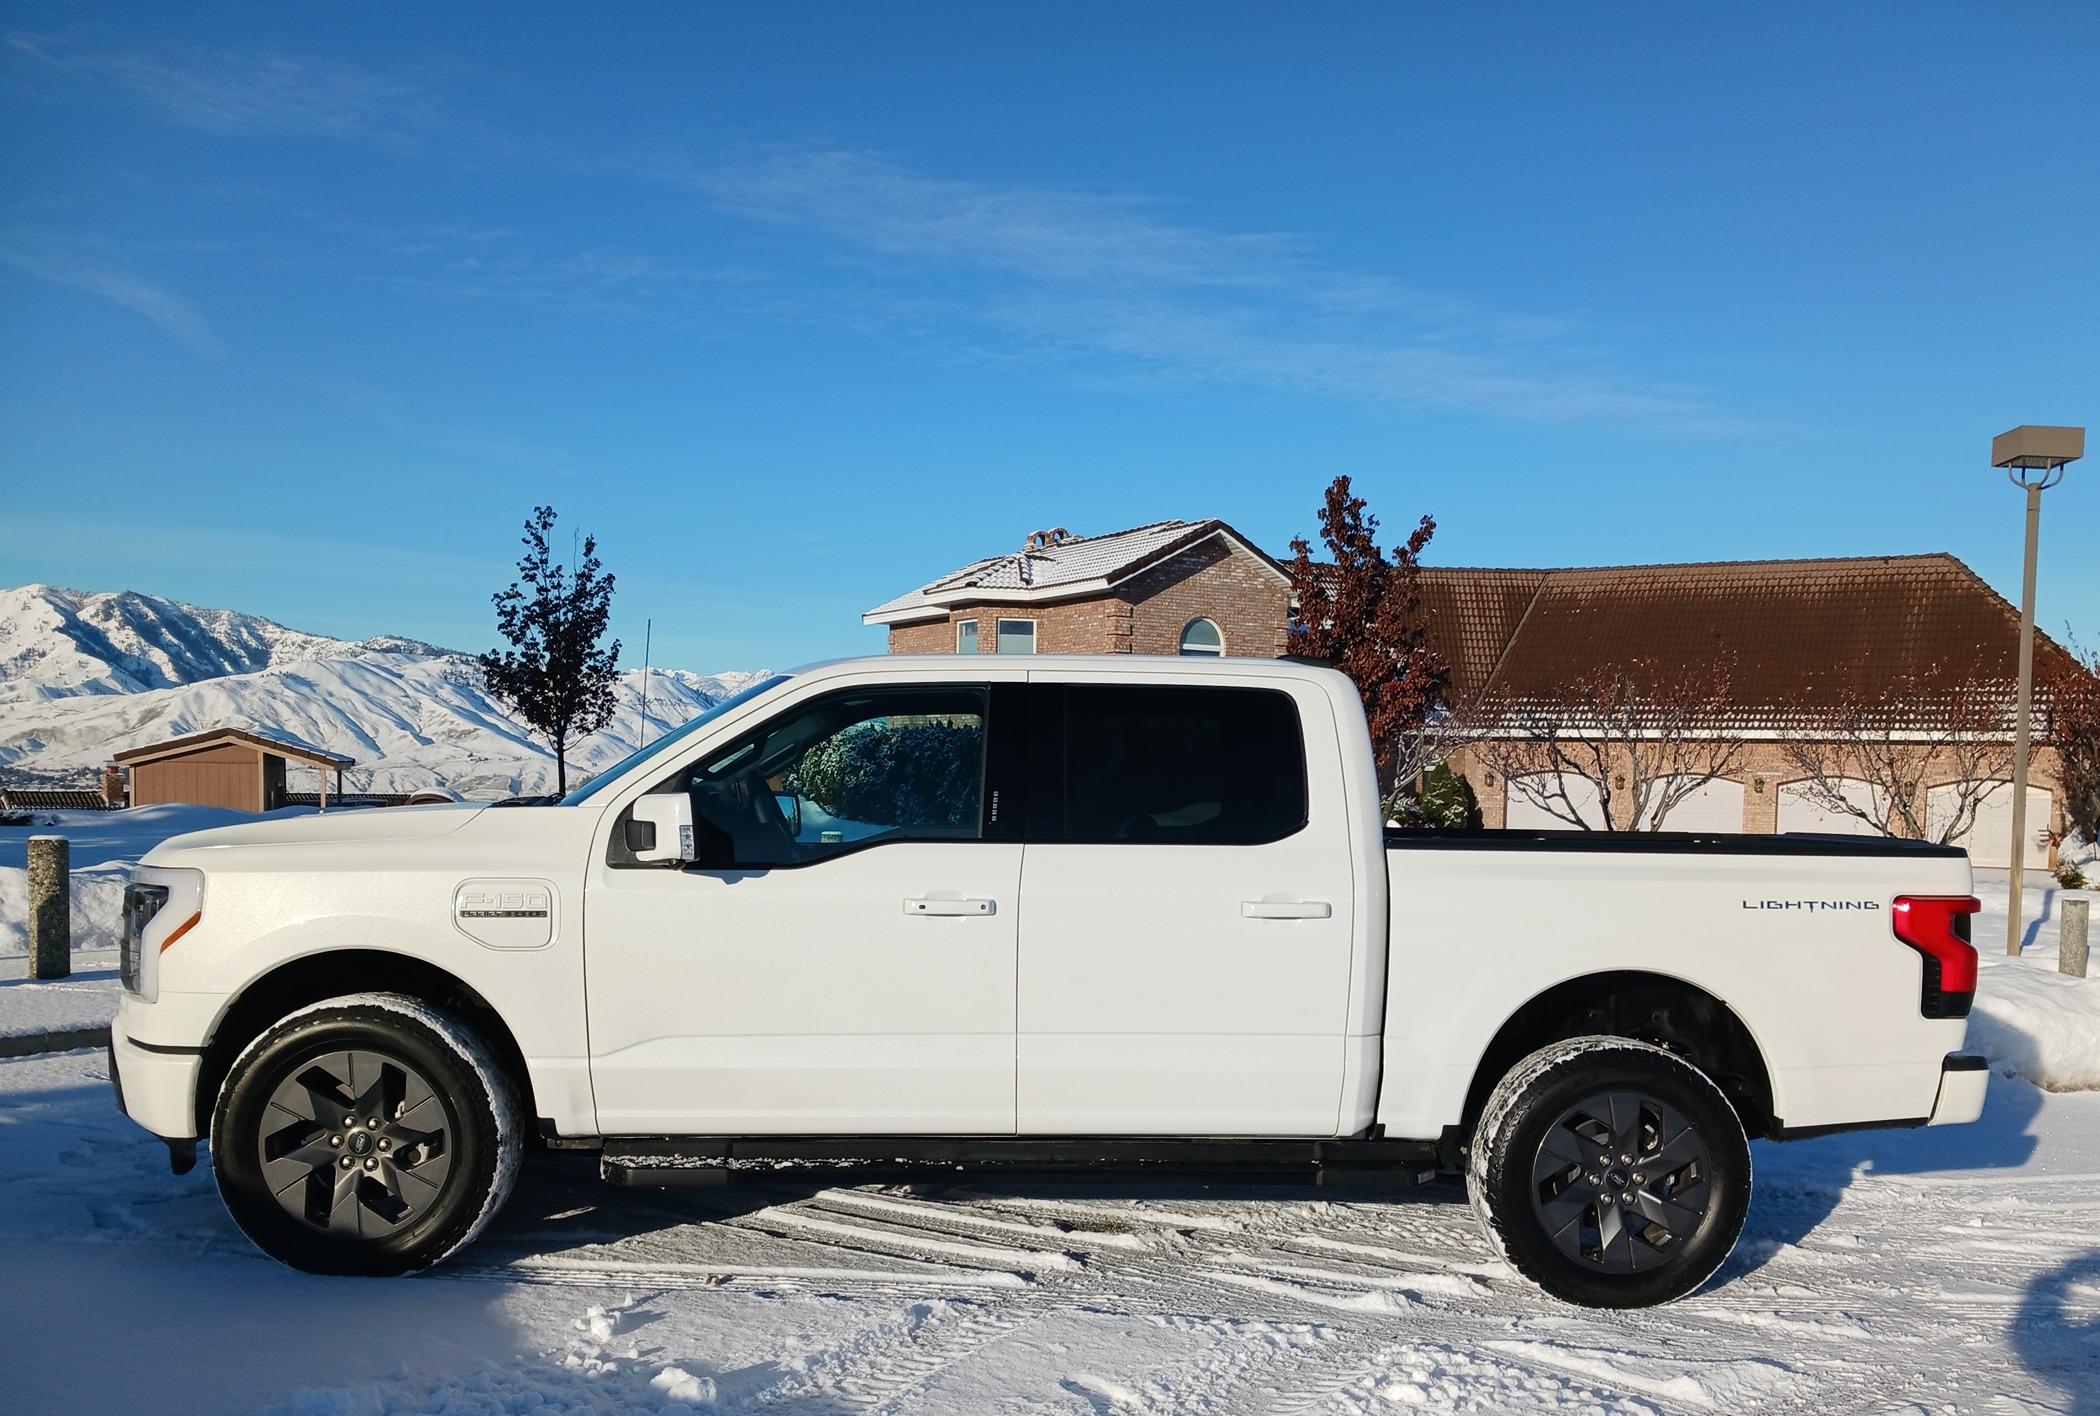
top-left (1179, 618), bottom-right (1225, 656)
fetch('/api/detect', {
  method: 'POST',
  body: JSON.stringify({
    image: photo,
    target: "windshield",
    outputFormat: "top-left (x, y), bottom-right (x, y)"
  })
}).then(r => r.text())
top-left (559, 674), bottom-right (791, 805)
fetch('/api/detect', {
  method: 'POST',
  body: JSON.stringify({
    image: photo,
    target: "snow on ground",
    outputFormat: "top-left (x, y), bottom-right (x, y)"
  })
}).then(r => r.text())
top-left (0, 948), bottom-right (118, 1039)
top-left (1, 825), bottom-right (2098, 1408)
top-left (2, 1045), bottom-right (2097, 1414)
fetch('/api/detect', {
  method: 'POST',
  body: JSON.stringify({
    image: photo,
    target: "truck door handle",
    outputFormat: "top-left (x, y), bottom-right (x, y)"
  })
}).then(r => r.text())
top-left (1242, 899), bottom-right (1333, 920)
top-left (903, 897), bottom-right (996, 917)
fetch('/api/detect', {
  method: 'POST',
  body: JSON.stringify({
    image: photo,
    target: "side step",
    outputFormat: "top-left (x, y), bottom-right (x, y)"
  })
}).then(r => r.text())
top-left (599, 1135), bottom-right (1441, 1189)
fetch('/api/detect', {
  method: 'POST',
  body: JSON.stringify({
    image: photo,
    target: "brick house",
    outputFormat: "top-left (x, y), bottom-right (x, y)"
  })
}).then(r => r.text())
top-left (863, 520), bottom-right (1294, 659)
top-left (865, 523), bottom-right (2079, 866)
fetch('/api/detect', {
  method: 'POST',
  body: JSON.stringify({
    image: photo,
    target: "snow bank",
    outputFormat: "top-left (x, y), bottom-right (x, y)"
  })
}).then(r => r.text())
top-left (1966, 876), bottom-right (2100, 1092)
top-left (0, 804), bottom-right (316, 956)
top-left (1971, 949), bottom-right (2100, 1093)
top-left (0, 860), bottom-right (127, 955)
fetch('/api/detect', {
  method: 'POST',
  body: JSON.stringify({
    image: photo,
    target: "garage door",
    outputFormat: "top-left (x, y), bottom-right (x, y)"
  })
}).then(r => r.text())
top-left (1928, 781), bottom-right (2051, 869)
top-left (1505, 773), bottom-right (1605, 829)
top-left (1778, 778), bottom-right (1886, 836)
top-left (1642, 776), bottom-right (1745, 832)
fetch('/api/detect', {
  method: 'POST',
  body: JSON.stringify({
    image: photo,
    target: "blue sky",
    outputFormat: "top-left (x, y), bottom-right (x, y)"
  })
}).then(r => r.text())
top-left (3, 4), bottom-right (2095, 672)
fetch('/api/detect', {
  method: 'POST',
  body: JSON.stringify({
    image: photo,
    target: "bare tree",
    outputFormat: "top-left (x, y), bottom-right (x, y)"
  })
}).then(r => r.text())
top-left (1475, 656), bottom-right (1747, 831)
top-left (2046, 637), bottom-right (2100, 846)
top-left (1778, 671), bottom-right (2014, 842)
top-left (1380, 707), bottom-right (1482, 821)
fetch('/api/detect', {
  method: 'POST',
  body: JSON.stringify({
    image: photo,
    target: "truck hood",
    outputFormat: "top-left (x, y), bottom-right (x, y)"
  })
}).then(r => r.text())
top-left (142, 803), bottom-right (486, 865)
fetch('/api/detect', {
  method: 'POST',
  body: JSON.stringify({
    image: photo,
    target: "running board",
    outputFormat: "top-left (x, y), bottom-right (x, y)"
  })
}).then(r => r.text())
top-left (599, 1135), bottom-right (1442, 1189)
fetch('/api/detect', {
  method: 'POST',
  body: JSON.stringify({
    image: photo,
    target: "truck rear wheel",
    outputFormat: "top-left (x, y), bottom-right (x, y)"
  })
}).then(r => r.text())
top-left (210, 994), bottom-right (521, 1276)
top-left (1468, 1036), bottom-right (1749, 1308)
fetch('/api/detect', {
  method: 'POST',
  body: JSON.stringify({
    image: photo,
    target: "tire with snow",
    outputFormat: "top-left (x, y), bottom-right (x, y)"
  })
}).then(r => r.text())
top-left (210, 993), bottom-right (522, 1276)
top-left (1467, 1036), bottom-right (1749, 1308)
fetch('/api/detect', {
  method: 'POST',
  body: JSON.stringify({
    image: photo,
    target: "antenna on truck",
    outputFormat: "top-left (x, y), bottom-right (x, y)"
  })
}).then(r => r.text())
top-left (640, 618), bottom-right (652, 746)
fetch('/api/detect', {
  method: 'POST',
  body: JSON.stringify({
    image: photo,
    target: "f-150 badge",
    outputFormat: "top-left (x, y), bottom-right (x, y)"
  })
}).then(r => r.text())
top-left (454, 878), bottom-right (557, 949)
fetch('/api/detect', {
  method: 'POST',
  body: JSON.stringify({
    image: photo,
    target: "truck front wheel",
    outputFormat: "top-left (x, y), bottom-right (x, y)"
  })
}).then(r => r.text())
top-left (1468, 1036), bottom-right (1750, 1308)
top-left (210, 994), bottom-right (522, 1275)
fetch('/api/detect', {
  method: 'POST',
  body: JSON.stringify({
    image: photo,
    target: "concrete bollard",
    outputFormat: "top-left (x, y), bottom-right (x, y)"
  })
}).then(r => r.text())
top-left (2062, 895), bottom-right (2090, 980)
top-left (27, 835), bottom-right (70, 980)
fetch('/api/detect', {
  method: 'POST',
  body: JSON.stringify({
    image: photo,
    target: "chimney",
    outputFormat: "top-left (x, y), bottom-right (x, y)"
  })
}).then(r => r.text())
top-left (100, 763), bottom-right (128, 808)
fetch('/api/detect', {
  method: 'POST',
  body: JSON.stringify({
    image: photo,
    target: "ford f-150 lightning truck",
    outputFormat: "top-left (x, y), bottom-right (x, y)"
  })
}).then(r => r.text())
top-left (109, 656), bottom-right (1989, 1307)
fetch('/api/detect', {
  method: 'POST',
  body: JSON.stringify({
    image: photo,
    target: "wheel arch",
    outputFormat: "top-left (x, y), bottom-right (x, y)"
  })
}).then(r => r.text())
top-left (1457, 970), bottom-right (1777, 1146)
top-left (195, 949), bottom-right (535, 1137)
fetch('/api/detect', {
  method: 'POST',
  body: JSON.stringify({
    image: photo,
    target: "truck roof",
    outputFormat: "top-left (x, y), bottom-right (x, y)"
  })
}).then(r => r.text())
top-left (789, 653), bottom-right (1336, 681)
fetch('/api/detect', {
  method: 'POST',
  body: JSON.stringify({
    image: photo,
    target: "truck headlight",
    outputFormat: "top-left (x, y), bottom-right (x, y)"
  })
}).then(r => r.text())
top-left (121, 868), bottom-right (203, 1002)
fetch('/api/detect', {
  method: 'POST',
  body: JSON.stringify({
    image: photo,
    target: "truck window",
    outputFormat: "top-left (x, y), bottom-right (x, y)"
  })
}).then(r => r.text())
top-left (683, 686), bottom-right (988, 867)
top-left (1058, 685), bottom-right (1307, 845)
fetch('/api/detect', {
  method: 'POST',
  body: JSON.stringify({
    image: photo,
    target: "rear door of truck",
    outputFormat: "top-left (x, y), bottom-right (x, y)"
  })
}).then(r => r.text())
top-left (1013, 673), bottom-right (1358, 1134)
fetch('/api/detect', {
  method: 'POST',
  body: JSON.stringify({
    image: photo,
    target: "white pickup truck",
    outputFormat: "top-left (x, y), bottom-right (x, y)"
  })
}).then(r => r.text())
top-left (109, 655), bottom-right (1988, 1307)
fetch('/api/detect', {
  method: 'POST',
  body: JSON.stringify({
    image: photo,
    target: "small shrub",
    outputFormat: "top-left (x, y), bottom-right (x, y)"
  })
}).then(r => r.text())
top-left (1387, 763), bottom-right (1481, 830)
top-left (2053, 861), bottom-right (2091, 891)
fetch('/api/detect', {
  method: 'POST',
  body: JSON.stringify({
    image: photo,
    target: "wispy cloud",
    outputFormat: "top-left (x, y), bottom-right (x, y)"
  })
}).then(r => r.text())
top-left (660, 147), bottom-right (1735, 429)
top-left (7, 32), bottom-right (441, 146)
top-left (4, 28), bottom-right (1742, 430)
top-left (0, 239), bottom-right (222, 353)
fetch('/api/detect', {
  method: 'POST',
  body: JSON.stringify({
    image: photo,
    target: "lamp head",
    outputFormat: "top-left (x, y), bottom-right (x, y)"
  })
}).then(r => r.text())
top-left (1992, 424), bottom-right (2084, 472)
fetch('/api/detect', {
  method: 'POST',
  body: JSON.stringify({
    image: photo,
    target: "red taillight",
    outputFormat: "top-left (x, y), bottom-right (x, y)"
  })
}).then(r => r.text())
top-left (1891, 895), bottom-right (1981, 1018)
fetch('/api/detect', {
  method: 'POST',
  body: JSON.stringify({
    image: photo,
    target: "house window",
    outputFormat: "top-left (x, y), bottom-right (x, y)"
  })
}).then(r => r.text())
top-left (1179, 618), bottom-right (1225, 656)
top-left (996, 619), bottom-right (1036, 655)
top-left (956, 619), bottom-right (978, 654)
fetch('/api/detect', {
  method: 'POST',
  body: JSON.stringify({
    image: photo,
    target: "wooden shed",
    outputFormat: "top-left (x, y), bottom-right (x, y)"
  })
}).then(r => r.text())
top-left (113, 729), bottom-right (354, 813)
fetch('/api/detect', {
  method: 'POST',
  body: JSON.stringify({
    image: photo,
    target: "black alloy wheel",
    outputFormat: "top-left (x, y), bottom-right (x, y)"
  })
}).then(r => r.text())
top-left (1469, 1037), bottom-right (1750, 1308)
top-left (211, 996), bottom-right (519, 1276)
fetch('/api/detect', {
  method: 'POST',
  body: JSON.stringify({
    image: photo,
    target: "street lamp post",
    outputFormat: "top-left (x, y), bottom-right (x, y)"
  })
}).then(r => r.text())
top-left (1989, 424), bottom-right (2084, 956)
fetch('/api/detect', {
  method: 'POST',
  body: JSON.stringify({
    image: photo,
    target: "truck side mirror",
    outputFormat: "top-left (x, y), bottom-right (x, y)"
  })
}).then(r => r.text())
top-left (628, 793), bottom-right (696, 865)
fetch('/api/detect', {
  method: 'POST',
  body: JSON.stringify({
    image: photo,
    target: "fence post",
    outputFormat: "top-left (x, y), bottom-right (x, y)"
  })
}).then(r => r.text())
top-left (27, 835), bottom-right (70, 980)
top-left (2062, 895), bottom-right (2090, 980)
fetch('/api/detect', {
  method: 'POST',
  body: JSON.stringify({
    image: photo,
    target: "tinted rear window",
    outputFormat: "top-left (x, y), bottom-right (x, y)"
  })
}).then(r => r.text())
top-left (1060, 685), bottom-right (1307, 845)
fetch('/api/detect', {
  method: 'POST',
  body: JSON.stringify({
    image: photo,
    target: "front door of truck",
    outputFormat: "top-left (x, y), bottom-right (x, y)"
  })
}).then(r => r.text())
top-left (584, 679), bottom-right (1024, 1135)
top-left (1015, 678), bottom-right (1358, 1135)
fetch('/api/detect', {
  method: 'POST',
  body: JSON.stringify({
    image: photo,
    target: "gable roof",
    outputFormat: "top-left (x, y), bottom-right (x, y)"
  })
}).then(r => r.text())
top-left (112, 726), bottom-right (355, 770)
top-left (864, 519), bottom-right (1291, 625)
top-left (1418, 553), bottom-right (2085, 726)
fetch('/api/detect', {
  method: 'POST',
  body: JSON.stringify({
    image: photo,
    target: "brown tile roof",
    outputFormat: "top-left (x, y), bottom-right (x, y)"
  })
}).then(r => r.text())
top-left (1417, 553), bottom-right (2082, 724)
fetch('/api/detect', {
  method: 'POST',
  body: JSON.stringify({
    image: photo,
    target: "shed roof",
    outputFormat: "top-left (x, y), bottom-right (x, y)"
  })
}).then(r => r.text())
top-left (112, 726), bottom-right (355, 770)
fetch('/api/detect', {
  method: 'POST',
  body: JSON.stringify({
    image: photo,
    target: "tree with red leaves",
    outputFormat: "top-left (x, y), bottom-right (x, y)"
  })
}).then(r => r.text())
top-left (1286, 476), bottom-right (1450, 793)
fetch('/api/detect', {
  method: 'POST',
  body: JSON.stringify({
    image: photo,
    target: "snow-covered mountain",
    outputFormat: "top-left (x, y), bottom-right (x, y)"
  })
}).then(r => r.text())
top-left (0, 584), bottom-right (452, 702)
top-left (0, 585), bottom-right (767, 798)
